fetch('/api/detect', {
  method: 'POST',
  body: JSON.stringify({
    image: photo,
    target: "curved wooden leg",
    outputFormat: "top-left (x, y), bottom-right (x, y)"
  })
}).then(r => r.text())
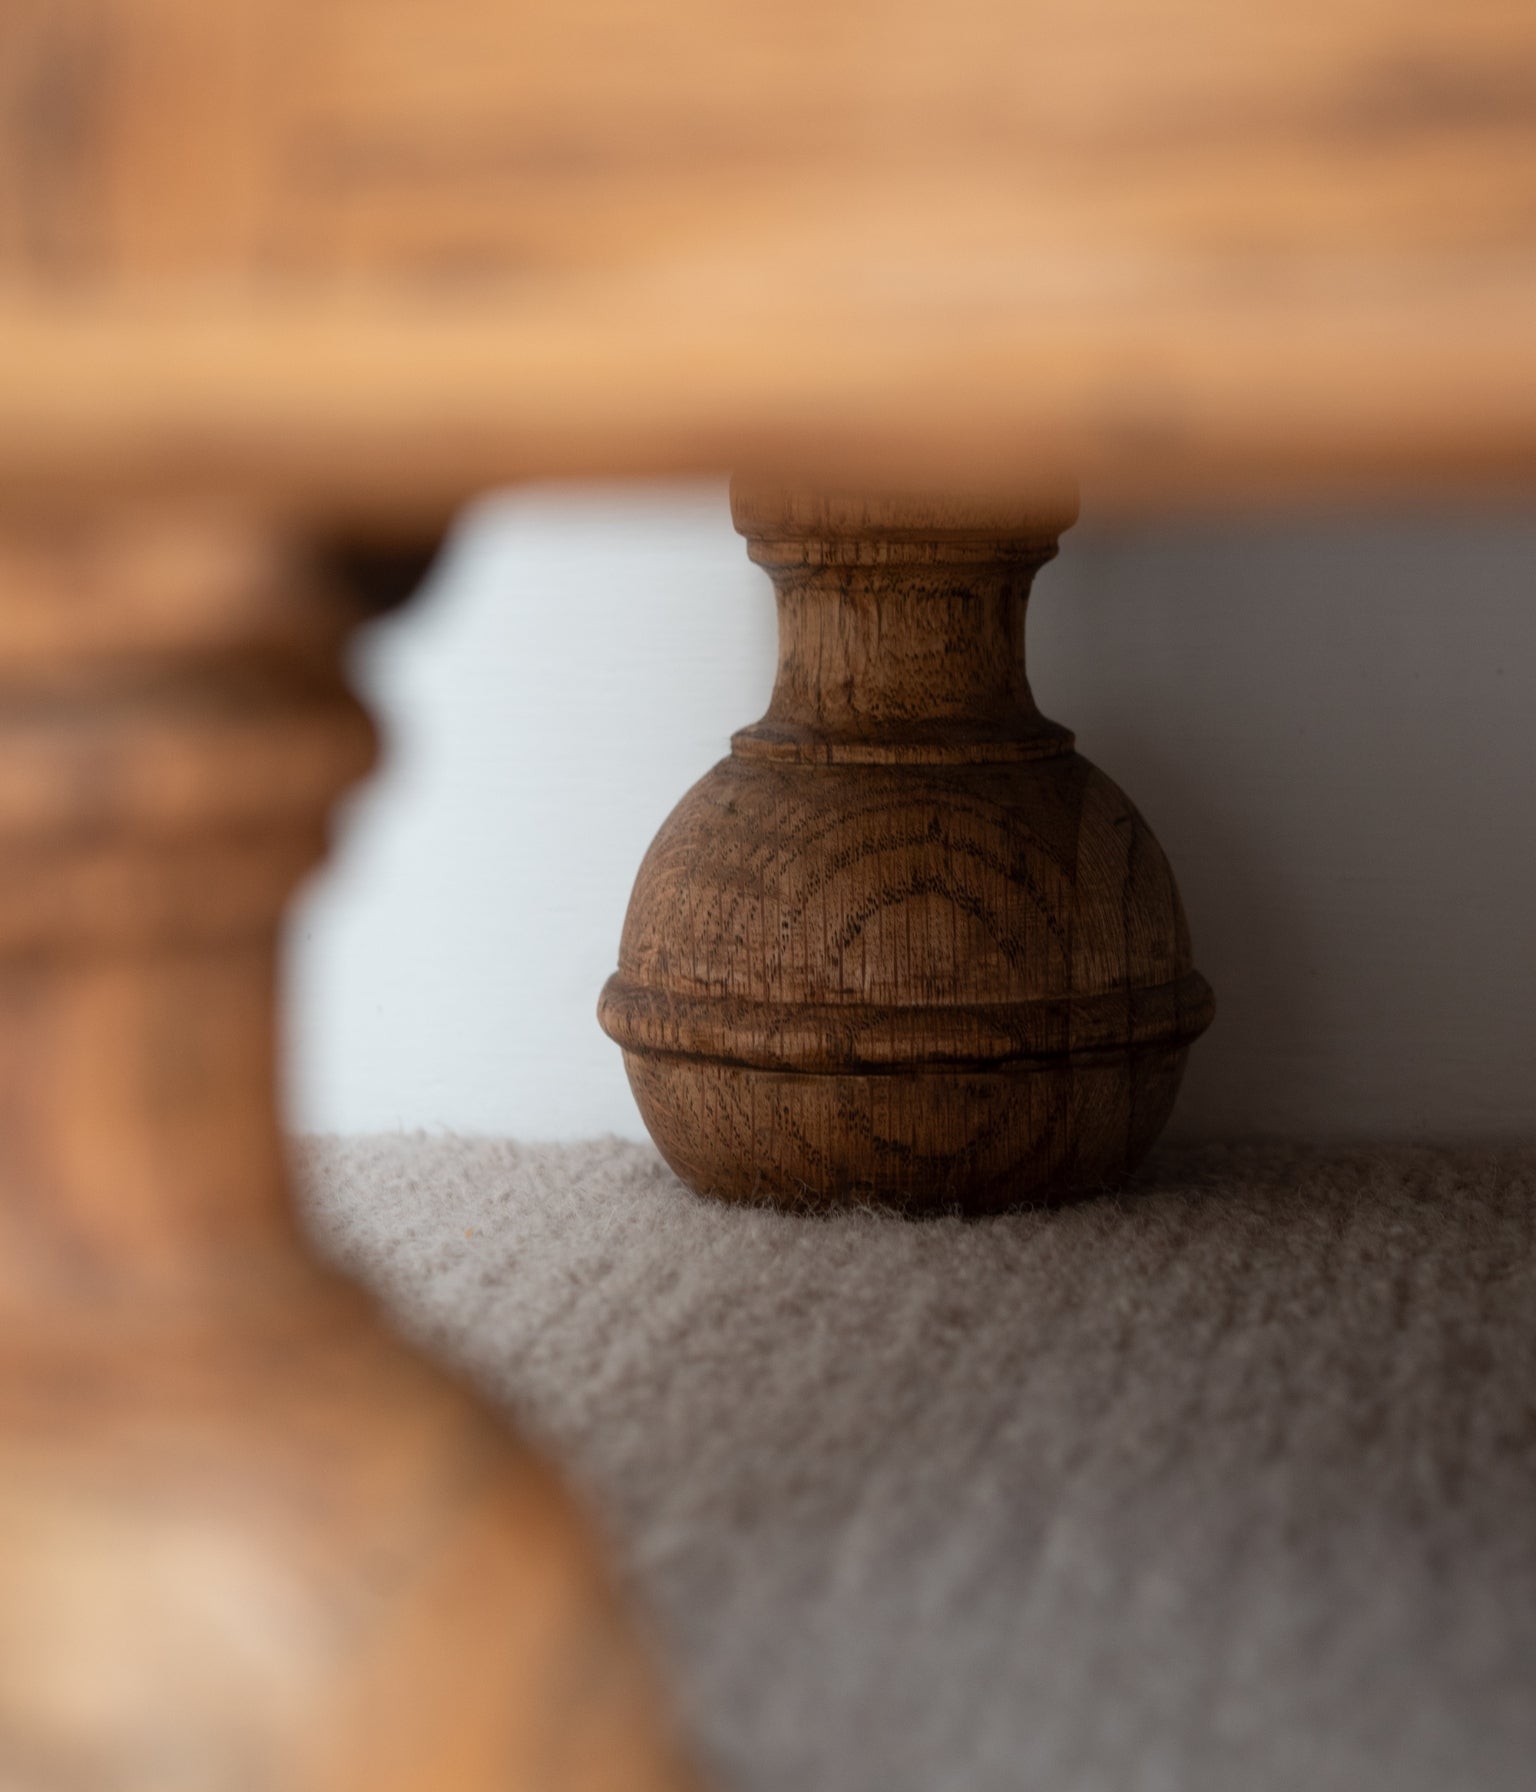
top-left (0, 508), bottom-right (694, 1792)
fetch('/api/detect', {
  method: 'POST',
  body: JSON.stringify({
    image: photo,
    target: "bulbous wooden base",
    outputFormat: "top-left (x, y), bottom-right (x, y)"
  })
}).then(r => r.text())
top-left (617, 1050), bottom-right (1198, 1216)
top-left (601, 483), bottom-right (1213, 1214)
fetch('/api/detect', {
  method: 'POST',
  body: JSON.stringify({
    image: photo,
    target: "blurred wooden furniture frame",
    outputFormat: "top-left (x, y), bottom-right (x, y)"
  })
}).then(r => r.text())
top-left (1, 0), bottom-right (1534, 1786)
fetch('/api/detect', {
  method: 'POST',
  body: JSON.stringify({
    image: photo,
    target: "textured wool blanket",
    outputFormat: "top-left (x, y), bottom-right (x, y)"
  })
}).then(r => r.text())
top-left (298, 1139), bottom-right (1536, 1792)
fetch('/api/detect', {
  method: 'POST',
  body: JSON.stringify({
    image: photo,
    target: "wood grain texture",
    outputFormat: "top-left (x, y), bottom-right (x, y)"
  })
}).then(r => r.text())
top-left (599, 485), bottom-right (1214, 1213)
top-left (0, 507), bottom-right (696, 1792)
top-left (1, 0), bottom-right (1535, 513)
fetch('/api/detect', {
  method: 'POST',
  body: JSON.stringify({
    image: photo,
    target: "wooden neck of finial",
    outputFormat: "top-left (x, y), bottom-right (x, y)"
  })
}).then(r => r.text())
top-left (729, 482), bottom-right (1078, 765)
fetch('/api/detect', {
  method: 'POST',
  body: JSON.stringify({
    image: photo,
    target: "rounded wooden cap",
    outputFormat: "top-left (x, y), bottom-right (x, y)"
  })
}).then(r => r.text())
top-left (728, 477), bottom-right (1079, 546)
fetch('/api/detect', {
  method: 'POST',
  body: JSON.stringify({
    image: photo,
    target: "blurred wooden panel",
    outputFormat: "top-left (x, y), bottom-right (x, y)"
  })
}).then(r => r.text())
top-left (1, 0), bottom-right (1534, 513)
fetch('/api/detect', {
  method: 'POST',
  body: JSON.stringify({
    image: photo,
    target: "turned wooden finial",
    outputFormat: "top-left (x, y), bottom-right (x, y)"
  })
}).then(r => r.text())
top-left (601, 480), bottom-right (1213, 1213)
top-left (0, 508), bottom-right (693, 1792)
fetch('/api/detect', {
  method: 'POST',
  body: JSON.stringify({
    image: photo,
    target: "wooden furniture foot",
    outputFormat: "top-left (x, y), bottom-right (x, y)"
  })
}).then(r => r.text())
top-left (0, 510), bottom-right (693, 1792)
top-left (601, 483), bottom-right (1214, 1213)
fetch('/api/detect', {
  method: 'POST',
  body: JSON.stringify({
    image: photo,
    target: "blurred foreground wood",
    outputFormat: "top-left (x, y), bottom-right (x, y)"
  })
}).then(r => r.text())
top-left (0, 512), bottom-right (697, 1790)
top-left (1, 0), bottom-right (1535, 517)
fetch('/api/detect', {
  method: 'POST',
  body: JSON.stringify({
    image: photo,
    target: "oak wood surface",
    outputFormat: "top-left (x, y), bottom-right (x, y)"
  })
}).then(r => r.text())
top-left (2, 0), bottom-right (1536, 515)
top-left (600, 486), bottom-right (1214, 1212)
top-left (0, 508), bottom-right (696, 1792)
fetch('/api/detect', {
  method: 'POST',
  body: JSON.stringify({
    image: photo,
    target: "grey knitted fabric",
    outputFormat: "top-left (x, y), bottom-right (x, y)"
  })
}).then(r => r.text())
top-left (296, 1138), bottom-right (1536, 1792)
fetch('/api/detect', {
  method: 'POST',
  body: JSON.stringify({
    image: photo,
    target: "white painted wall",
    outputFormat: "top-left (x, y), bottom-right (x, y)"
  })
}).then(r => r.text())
top-left (285, 482), bottom-right (1536, 1142)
